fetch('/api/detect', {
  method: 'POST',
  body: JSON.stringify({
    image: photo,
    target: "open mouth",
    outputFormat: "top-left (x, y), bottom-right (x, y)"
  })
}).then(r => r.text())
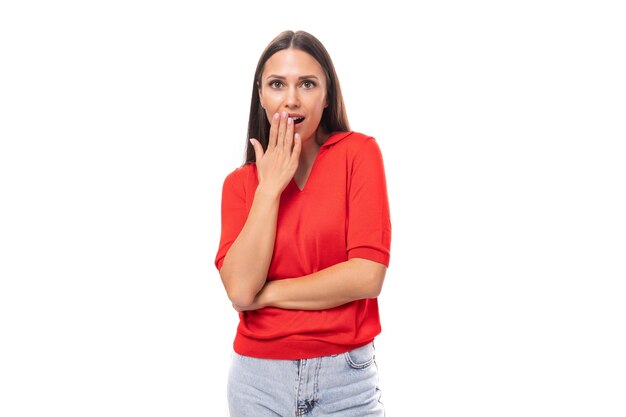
top-left (289, 114), bottom-right (305, 125)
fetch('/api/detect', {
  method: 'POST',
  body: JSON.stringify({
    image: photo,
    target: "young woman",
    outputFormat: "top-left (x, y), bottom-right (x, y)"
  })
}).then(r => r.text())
top-left (215, 30), bottom-right (391, 416)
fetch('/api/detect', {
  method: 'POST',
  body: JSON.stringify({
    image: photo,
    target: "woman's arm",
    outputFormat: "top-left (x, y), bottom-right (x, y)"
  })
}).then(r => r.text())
top-left (220, 113), bottom-right (301, 307)
top-left (233, 258), bottom-right (386, 311)
top-left (233, 136), bottom-right (391, 313)
top-left (219, 186), bottom-right (280, 308)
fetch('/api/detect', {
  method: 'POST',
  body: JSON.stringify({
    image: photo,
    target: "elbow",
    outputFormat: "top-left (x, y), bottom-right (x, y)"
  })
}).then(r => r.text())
top-left (228, 292), bottom-right (256, 309)
top-left (366, 272), bottom-right (385, 298)
top-left (352, 258), bottom-right (387, 298)
top-left (219, 269), bottom-right (258, 308)
top-left (224, 282), bottom-right (257, 308)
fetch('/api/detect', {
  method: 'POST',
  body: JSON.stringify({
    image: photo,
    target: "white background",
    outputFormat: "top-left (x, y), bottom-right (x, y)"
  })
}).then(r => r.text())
top-left (1, 1), bottom-right (625, 416)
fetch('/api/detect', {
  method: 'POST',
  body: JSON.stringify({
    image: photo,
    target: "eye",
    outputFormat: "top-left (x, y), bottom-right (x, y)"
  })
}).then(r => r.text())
top-left (269, 80), bottom-right (283, 89)
top-left (301, 80), bottom-right (316, 89)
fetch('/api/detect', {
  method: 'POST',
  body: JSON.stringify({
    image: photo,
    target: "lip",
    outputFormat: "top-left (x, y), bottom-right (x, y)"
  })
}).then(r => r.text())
top-left (289, 113), bottom-right (305, 126)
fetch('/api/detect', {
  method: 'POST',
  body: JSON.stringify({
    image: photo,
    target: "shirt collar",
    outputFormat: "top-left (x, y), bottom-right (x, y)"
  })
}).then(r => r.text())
top-left (320, 131), bottom-right (353, 148)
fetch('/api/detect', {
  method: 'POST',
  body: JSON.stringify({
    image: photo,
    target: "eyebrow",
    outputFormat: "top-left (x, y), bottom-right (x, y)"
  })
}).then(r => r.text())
top-left (265, 74), bottom-right (320, 81)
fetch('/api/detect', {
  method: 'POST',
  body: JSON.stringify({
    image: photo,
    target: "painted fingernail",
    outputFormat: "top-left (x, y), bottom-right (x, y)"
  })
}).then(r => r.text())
top-left (273, 113), bottom-right (279, 120)
top-left (287, 117), bottom-right (293, 125)
top-left (281, 111), bottom-right (287, 118)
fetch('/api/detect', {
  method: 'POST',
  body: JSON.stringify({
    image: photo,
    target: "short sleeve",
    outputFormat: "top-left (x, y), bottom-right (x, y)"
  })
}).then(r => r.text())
top-left (346, 138), bottom-right (392, 266)
top-left (214, 168), bottom-right (249, 271)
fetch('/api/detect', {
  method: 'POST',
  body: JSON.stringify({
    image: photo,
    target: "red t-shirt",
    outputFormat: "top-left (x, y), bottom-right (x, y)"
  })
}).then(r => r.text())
top-left (215, 131), bottom-right (391, 359)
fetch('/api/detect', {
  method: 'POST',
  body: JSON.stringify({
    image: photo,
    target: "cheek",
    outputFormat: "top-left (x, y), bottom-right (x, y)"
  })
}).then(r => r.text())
top-left (259, 90), bottom-right (271, 109)
top-left (312, 100), bottom-right (327, 116)
top-left (262, 96), bottom-right (281, 112)
top-left (311, 93), bottom-right (327, 111)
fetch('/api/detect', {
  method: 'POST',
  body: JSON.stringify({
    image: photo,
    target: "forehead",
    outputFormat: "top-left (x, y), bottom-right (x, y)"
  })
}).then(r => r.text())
top-left (262, 48), bottom-right (325, 80)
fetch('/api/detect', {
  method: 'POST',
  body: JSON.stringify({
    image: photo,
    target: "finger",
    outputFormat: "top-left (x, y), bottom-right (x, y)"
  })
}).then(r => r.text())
top-left (291, 133), bottom-right (302, 162)
top-left (276, 111), bottom-right (288, 148)
top-left (250, 138), bottom-right (264, 162)
top-left (284, 116), bottom-right (294, 151)
top-left (268, 112), bottom-right (279, 149)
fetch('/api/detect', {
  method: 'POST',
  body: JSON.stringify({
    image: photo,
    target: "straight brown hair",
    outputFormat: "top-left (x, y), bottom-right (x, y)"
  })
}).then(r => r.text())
top-left (244, 30), bottom-right (350, 164)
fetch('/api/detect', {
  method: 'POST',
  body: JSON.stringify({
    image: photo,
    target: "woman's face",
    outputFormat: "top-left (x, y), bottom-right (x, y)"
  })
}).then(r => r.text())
top-left (258, 48), bottom-right (328, 144)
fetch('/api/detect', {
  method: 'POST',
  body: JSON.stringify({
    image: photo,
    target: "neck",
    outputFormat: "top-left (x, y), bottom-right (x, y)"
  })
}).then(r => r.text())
top-left (299, 128), bottom-right (330, 166)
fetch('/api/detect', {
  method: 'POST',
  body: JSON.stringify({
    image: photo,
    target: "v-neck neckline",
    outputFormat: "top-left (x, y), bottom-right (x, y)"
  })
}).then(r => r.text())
top-left (292, 148), bottom-right (323, 192)
top-left (288, 131), bottom-right (352, 192)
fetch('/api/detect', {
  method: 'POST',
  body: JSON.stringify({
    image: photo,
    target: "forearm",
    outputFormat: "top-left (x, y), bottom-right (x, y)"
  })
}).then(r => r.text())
top-left (254, 258), bottom-right (386, 311)
top-left (219, 185), bottom-right (280, 306)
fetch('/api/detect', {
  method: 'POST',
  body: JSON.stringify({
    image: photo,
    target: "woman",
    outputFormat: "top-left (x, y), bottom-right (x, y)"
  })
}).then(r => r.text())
top-left (215, 30), bottom-right (391, 416)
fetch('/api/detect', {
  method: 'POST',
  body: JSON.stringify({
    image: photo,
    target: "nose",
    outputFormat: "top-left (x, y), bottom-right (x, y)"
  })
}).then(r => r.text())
top-left (284, 85), bottom-right (300, 109)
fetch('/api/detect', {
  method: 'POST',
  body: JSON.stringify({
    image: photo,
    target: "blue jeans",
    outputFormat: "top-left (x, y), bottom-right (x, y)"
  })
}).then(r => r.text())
top-left (227, 341), bottom-right (385, 416)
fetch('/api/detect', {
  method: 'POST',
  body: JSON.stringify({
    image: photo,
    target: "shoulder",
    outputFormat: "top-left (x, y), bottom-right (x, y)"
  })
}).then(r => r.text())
top-left (345, 131), bottom-right (380, 149)
top-left (222, 163), bottom-right (257, 190)
top-left (337, 133), bottom-right (387, 177)
top-left (335, 131), bottom-right (384, 160)
top-left (345, 131), bottom-right (375, 143)
top-left (225, 162), bottom-right (256, 180)
top-left (326, 131), bottom-right (381, 151)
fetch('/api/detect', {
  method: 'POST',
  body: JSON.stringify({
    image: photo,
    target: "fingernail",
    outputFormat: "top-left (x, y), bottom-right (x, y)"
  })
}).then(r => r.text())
top-left (249, 138), bottom-right (255, 145)
top-left (273, 113), bottom-right (279, 120)
top-left (281, 111), bottom-right (287, 118)
top-left (287, 117), bottom-right (293, 125)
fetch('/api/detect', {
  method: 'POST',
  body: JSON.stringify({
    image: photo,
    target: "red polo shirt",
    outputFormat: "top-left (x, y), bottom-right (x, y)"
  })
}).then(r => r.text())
top-left (215, 131), bottom-right (391, 359)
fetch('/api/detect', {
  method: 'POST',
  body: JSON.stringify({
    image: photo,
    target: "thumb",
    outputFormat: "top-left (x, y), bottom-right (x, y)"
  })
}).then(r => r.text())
top-left (249, 138), bottom-right (264, 162)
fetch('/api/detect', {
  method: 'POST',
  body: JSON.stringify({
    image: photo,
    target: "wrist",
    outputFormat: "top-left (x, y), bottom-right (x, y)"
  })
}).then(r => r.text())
top-left (255, 184), bottom-right (282, 201)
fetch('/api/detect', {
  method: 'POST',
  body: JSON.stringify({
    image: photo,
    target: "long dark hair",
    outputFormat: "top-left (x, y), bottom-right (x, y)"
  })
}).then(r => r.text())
top-left (244, 30), bottom-right (350, 164)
